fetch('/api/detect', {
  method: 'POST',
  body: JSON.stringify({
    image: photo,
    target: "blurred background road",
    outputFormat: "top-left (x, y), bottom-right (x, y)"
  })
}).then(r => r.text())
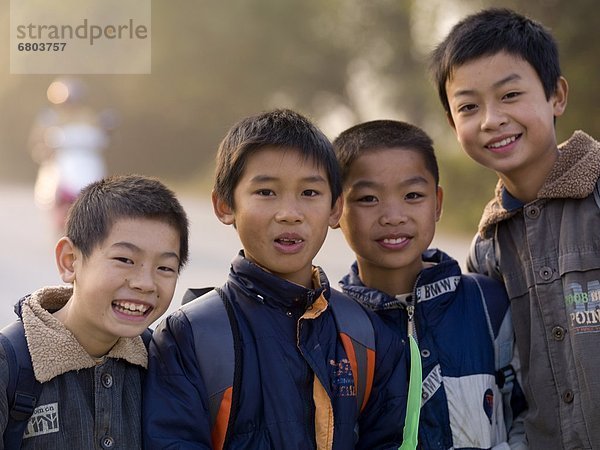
top-left (0, 182), bottom-right (469, 329)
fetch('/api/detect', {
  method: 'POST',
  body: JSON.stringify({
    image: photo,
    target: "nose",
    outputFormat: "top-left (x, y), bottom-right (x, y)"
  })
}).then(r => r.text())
top-left (128, 265), bottom-right (156, 292)
top-left (379, 202), bottom-right (408, 226)
top-left (481, 105), bottom-right (507, 131)
top-left (274, 198), bottom-right (304, 223)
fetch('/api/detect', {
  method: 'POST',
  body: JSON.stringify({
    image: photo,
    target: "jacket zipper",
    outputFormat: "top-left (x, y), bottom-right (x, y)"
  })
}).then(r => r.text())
top-left (405, 272), bottom-right (422, 346)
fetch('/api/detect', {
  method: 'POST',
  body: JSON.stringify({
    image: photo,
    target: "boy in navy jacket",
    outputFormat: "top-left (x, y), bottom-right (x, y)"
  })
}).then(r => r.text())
top-left (143, 109), bottom-right (409, 449)
top-left (334, 120), bottom-right (527, 449)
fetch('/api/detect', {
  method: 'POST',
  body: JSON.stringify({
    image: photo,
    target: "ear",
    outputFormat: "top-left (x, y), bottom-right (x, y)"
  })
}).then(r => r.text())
top-left (328, 196), bottom-right (344, 229)
top-left (212, 191), bottom-right (235, 225)
top-left (55, 237), bottom-right (78, 283)
top-left (435, 185), bottom-right (444, 222)
top-left (552, 76), bottom-right (568, 117)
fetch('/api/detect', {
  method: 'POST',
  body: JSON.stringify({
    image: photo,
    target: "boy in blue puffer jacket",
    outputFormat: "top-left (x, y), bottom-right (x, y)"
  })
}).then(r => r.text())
top-left (143, 109), bottom-right (409, 449)
top-left (333, 119), bottom-right (528, 450)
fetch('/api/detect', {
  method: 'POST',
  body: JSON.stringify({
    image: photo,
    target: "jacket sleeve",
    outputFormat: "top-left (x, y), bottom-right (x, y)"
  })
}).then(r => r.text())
top-left (142, 310), bottom-right (213, 450)
top-left (506, 345), bottom-right (529, 450)
top-left (355, 312), bottom-right (408, 450)
top-left (467, 232), bottom-right (503, 282)
top-left (0, 344), bottom-right (8, 450)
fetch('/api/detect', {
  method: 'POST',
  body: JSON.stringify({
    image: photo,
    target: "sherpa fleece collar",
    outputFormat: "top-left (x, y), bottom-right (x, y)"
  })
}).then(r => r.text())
top-left (21, 286), bottom-right (148, 383)
top-left (478, 130), bottom-right (600, 237)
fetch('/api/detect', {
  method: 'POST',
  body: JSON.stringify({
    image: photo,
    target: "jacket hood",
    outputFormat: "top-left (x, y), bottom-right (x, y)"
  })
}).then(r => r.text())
top-left (228, 251), bottom-right (329, 310)
top-left (21, 285), bottom-right (148, 383)
top-left (479, 130), bottom-right (600, 237)
top-left (339, 248), bottom-right (459, 311)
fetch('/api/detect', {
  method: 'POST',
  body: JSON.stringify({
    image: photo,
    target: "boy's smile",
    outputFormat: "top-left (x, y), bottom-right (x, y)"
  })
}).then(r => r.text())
top-left (445, 51), bottom-right (567, 201)
top-left (55, 218), bottom-right (180, 356)
top-left (213, 146), bottom-right (341, 288)
top-left (339, 148), bottom-right (442, 295)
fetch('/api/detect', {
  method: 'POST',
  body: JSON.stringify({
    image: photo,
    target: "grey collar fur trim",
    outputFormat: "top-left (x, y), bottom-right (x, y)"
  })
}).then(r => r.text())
top-left (22, 286), bottom-right (148, 383)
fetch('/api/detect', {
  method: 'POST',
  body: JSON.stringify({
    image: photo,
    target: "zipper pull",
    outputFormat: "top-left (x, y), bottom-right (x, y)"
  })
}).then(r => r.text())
top-left (407, 303), bottom-right (415, 337)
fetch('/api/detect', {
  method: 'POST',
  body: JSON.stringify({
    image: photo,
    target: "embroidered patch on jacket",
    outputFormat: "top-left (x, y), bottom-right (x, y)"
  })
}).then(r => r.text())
top-left (23, 402), bottom-right (59, 439)
top-left (565, 281), bottom-right (600, 334)
top-left (483, 389), bottom-right (494, 424)
top-left (330, 358), bottom-right (356, 397)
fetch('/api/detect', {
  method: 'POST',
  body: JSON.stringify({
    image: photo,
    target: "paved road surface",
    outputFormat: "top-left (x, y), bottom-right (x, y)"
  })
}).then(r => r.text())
top-left (0, 182), bottom-right (469, 329)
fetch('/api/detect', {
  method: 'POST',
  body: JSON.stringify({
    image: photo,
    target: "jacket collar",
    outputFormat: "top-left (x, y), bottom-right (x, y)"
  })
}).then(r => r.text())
top-left (21, 286), bottom-right (148, 383)
top-left (228, 251), bottom-right (328, 310)
top-left (479, 130), bottom-right (600, 237)
top-left (339, 248), bottom-right (460, 311)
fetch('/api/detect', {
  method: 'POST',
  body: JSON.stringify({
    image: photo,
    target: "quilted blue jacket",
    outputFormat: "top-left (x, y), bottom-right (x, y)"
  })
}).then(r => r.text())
top-left (339, 249), bottom-right (527, 450)
top-left (143, 252), bottom-right (409, 449)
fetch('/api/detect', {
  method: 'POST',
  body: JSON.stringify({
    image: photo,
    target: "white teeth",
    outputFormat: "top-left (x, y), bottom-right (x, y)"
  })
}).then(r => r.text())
top-left (383, 237), bottom-right (407, 244)
top-left (113, 301), bottom-right (149, 315)
top-left (488, 135), bottom-right (517, 148)
top-left (279, 238), bottom-right (302, 244)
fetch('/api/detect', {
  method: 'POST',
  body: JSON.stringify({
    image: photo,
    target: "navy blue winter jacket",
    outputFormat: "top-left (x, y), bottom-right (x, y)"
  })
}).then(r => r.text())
top-left (339, 249), bottom-right (528, 450)
top-left (143, 252), bottom-right (409, 449)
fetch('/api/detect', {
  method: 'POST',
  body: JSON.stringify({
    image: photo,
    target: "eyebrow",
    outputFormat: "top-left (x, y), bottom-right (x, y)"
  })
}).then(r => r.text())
top-left (112, 242), bottom-right (180, 262)
top-left (249, 174), bottom-right (327, 184)
top-left (350, 176), bottom-right (429, 190)
top-left (452, 73), bottom-right (522, 98)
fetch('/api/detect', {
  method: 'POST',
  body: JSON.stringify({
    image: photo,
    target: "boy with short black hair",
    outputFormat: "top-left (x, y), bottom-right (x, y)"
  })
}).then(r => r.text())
top-left (143, 109), bottom-right (409, 449)
top-left (0, 174), bottom-right (189, 449)
top-left (430, 7), bottom-right (600, 449)
top-left (334, 119), bottom-right (527, 450)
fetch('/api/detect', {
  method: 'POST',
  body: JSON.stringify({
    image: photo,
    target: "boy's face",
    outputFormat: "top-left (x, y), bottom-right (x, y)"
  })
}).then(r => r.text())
top-left (338, 148), bottom-right (442, 288)
top-left (213, 146), bottom-right (342, 288)
top-left (56, 218), bottom-right (180, 348)
top-left (445, 51), bottom-right (567, 181)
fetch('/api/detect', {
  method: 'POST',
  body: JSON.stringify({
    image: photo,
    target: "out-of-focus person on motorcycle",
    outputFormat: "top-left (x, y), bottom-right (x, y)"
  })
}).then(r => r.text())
top-left (29, 78), bottom-right (116, 235)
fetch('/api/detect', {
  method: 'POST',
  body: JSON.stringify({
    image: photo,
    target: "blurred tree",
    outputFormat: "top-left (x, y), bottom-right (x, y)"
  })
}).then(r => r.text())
top-left (0, 0), bottom-right (597, 234)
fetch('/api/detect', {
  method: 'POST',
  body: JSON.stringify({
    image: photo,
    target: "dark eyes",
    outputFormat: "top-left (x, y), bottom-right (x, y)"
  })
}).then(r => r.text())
top-left (302, 189), bottom-right (319, 197)
top-left (405, 192), bottom-right (423, 200)
top-left (357, 195), bottom-right (378, 203)
top-left (457, 103), bottom-right (478, 113)
top-left (504, 91), bottom-right (521, 99)
top-left (114, 257), bottom-right (133, 264)
top-left (255, 189), bottom-right (320, 197)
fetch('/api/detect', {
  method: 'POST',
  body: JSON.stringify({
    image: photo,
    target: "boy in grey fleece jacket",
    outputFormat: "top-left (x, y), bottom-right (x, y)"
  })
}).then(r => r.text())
top-left (429, 7), bottom-right (600, 450)
top-left (0, 174), bottom-right (189, 449)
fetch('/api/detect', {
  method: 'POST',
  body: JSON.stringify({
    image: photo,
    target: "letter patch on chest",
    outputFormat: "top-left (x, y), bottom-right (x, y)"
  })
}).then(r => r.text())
top-left (23, 402), bottom-right (59, 439)
top-left (565, 281), bottom-right (600, 334)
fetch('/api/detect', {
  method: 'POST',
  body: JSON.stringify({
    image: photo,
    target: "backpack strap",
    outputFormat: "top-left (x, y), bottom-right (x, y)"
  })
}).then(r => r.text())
top-left (181, 287), bottom-right (237, 450)
top-left (0, 320), bottom-right (43, 449)
top-left (181, 287), bottom-right (378, 444)
top-left (463, 273), bottom-right (515, 394)
top-left (594, 177), bottom-right (600, 210)
top-left (328, 290), bottom-right (376, 413)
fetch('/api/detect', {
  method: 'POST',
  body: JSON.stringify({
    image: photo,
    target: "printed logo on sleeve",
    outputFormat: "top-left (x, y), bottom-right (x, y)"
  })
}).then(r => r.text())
top-left (23, 402), bottom-right (59, 439)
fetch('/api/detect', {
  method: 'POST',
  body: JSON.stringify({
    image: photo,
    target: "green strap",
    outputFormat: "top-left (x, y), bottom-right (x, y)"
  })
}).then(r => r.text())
top-left (399, 335), bottom-right (422, 450)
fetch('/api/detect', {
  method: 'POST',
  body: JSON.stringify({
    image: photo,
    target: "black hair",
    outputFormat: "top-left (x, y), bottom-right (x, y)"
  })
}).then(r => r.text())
top-left (66, 174), bottom-right (189, 270)
top-left (429, 7), bottom-right (561, 117)
top-left (333, 119), bottom-right (439, 186)
top-left (213, 109), bottom-right (342, 208)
